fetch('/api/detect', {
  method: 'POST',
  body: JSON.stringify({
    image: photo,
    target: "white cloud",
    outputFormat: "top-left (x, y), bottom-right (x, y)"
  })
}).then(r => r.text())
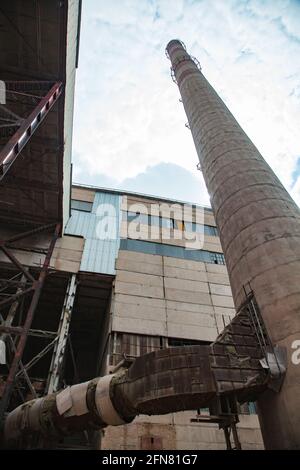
top-left (73, 0), bottom-right (300, 205)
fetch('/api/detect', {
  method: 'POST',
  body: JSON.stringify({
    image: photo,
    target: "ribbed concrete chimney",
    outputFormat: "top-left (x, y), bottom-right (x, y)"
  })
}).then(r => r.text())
top-left (166, 39), bottom-right (300, 449)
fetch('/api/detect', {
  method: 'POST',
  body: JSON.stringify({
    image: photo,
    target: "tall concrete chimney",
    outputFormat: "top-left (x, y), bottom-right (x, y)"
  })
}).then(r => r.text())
top-left (166, 39), bottom-right (300, 449)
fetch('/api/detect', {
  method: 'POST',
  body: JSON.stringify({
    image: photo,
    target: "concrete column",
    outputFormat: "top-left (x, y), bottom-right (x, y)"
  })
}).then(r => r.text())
top-left (166, 39), bottom-right (300, 449)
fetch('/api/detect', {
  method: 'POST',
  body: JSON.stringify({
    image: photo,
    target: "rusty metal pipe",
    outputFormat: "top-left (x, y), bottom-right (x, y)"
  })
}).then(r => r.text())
top-left (3, 375), bottom-right (133, 448)
top-left (3, 310), bottom-right (269, 448)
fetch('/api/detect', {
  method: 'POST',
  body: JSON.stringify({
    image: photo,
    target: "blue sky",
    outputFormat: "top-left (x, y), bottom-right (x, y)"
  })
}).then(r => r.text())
top-left (72, 0), bottom-right (300, 206)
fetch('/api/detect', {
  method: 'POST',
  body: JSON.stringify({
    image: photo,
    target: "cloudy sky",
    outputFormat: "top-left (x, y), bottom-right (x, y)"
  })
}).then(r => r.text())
top-left (72, 0), bottom-right (300, 207)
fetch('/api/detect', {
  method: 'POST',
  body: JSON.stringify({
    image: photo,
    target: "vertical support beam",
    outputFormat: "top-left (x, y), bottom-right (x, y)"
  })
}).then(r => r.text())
top-left (0, 223), bottom-right (61, 422)
top-left (46, 274), bottom-right (77, 394)
top-left (231, 422), bottom-right (242, 450)
top-left (223, 427), bottom-right (232, 450)
top-left (0, 275), bottom-right (26, 365)
top-left (3, 327), bottom-right (37, 399)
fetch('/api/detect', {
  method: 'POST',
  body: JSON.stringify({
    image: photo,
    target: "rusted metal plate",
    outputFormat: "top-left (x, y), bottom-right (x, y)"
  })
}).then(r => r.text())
top-left (112, 301), bottom-right (270, 418)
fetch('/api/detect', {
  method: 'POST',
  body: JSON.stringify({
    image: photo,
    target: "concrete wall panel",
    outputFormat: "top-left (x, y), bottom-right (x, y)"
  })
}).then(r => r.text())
top-left (207, 272), bottom-right (230, 285)
top-left (163, 257), bottom-right (206, 271)
top-left (167, 322), bottom-right (216, 341)
top-left (167, 308), bottom-right (216, 328)
top-left (166, 300), bottom-right (214, 314)
top-left (112, 316), bottom-right (167, 336)
top-left (209, 283), bottom-right (232, 296)
top-left (115, 281), bottom-right (164, 299)
top-left (165, 288), bottom-right (212, 305)
top-left (115, 293), bottom-right (165, 309)
top-left (116, 258), bottom-right (163, 276)
top-left (118, 250), bottom-right (162, 265)
top-left (114, 301), bottom-right (166, 322)
top-left (116, 270), bottom-right (163, 288)
top-left (164, 277), bottom-right (209, 293)
top-left (71, 187), bottom-right (95, 202)
top-left (211, 294), bottom-right (235, 308)
top-left (205, 263), bottom-right (228, 274)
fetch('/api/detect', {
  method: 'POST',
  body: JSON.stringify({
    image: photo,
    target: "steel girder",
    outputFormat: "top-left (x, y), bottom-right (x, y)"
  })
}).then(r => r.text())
top-left (0, 81), bottom-right (62, 180)
top-left (0, 222), bottom-right (61, 422)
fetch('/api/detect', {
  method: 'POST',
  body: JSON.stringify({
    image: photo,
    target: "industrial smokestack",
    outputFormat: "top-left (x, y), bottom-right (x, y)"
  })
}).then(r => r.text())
top-left (166, 39), bottom-right (300, 450)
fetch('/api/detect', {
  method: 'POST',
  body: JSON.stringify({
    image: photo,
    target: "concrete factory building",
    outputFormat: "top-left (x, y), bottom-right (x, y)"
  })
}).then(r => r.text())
top-left (67, 185), bottom-right (263, 450)
top-left (0, 181), bottom-right (264, 450)
top-left (1, 0), bottom-right (300, 452)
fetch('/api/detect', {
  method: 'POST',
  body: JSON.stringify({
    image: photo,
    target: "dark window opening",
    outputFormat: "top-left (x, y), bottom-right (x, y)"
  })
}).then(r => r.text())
top-left (122, 211), bottom-right (218, 236)
top-left (168, 337), bottom-right (211, 347)
top-left (119, 239), bottom-right (225, 265)
top-left (71, 199), bottom-right (93, 212)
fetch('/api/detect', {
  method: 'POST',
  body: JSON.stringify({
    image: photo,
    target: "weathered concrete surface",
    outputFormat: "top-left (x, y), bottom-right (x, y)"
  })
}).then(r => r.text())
top-left (113, 250), bottom-right (234, 341)
top-left (0, 227), bottom-right (84, 274)
top-left (71, 186), bottom-right (95, 203)
top-left (167, 39), bottom-right (300, 449)
top-left (101, 414), bottom-right (264, 450)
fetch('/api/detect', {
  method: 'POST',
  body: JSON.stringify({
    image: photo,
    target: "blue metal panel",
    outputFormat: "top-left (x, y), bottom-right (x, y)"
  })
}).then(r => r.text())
top-left (119, 239), bottom-right (225, 265)
top-left (65, 191), bottom-right (121, 274)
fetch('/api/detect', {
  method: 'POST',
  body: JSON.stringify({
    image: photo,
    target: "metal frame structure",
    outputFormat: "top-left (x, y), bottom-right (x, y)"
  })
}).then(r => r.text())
top-left (0, 81), bottom-right (63, 179)
top-left (0, 222), bottom-right (61, 422)
top-left (169, 53), bottom-right (201, 85)
top-left (191, 397), bottom-right (242, 451)
top-left (0, 77), bottom-right (65, 420)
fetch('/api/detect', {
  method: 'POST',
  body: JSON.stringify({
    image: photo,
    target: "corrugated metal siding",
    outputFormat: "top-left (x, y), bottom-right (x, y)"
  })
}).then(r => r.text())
top-left (111, 332), bottom-right (162, 365)
top-left (65, 191), bottom-right (121, 274)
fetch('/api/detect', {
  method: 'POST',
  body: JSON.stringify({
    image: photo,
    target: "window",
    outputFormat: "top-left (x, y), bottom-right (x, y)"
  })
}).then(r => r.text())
top-left (238, 402), bottom-right (257, 415)
top-left (126, 211), bottom-right (139, 222)
top-left (150, 215), bottom-right (160, 226)
top-left (71, 199), bottom-right (93, 212)
top-left (122, 211), bottom-right (218, 236)
top-left (110, 332), bottom-right (162, 365)
top-left (123, 211), bottom-right (149, 225)
top-left (176, 221), bottom-right (185, 231)
top-left (210, 252), bottom-right (225, 265)
top-left (189, 223), bottom-right (218, 236)
top-left (119, 239), bottom-right (226, 265)
top-left (161, 217), bottom-right (177, 229)
top-left (139, 213), bottom-right (149, 225)
top-left (168, 337), bottom-right (211, 347)
top-left (204, 225), bottom-right (218, 236)
top-left (192, 222), bottom-right (202, 233)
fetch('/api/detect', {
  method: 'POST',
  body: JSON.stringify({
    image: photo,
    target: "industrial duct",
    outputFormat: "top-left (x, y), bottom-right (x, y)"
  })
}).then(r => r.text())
top-left (3, 303), bottom-right (279, 448)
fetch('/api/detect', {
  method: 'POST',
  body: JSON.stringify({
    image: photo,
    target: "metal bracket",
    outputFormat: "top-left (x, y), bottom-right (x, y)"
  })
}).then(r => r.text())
top-left (259, 345), bottom-right (287, 392)
top-left (242, 287), bottom-right (287, 392)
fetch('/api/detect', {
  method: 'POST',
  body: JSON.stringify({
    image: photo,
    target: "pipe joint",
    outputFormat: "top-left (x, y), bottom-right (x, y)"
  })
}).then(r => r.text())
top-left (95, 375), bottom-right (126, 426)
